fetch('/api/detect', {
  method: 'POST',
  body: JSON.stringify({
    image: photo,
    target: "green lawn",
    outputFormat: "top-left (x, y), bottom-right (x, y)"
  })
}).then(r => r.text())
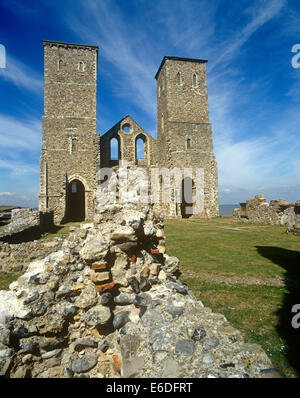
top-left (165, 217), bottom-right (300, 378)
top-left (165, 217), bottom-right (300, 279)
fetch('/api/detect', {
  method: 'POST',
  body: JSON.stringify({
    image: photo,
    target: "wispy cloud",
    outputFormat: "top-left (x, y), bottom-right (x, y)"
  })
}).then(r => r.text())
top-left (210, 0), bottom-right (286, 70)
top-left (67, 0), bottom-right (157, 118)
top-left (0, 114), bottom-right (41, 153)
top-left (0, 54), bottom-right (42, 93)
top-left (0, 192), bottom-right (13, 196)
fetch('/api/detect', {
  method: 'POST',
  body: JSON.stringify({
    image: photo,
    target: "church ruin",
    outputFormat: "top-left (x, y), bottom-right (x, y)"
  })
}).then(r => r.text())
top-left (39, 40), bottom-right (219, 223)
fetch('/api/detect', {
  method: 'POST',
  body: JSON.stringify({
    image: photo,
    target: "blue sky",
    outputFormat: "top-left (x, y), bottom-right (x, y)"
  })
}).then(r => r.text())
top-left (0, 0), bottom-right (300, 207)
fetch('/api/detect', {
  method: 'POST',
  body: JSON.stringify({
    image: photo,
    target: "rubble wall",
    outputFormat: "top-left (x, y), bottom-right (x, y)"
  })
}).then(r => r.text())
top-left (0, 170), bottom-right (277, 378)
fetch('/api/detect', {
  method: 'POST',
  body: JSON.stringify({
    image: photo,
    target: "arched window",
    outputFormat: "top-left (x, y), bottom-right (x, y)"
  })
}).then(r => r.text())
top-left (58, 59), bottom-right (63, 71)
top-left (79, 61), bottom-right (84, 72)
top-left (177, 72), bottom-right (181, 85)
top-left (136, 138), bottom-right (145, 160)
top-left (71, 180), bottom-right (77, 193)
top-left (187, 138), bottom-right (191, 149)
top-left (110, 137), bottom-right (119, 160)
top-left (72, 138), bottom-right (77, 152)
top-left (193, 73), bottom-right (197, 87)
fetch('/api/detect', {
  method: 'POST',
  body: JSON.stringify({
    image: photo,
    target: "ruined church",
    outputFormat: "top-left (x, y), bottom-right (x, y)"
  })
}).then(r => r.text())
top-left (39, 40), bottom-right (219, 223)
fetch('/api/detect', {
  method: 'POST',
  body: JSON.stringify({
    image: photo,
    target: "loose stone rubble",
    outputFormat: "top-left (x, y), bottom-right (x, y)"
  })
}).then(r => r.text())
top-left (0, 168), bottom-right (280, 378)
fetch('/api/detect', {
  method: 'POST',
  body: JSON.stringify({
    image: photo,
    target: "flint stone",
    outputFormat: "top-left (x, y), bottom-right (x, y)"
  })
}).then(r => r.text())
top-left (202, 353), bottom-right (216, 364)
top-left (100, 292), bottom-right (113, 306)
top-left (110, 226), bottom-right (136, 242)
top-left (141, 309), bottom-right (163, 327)
top-left (19, 338), bottom-right (39, 354)
top-left (60, 304), bottom-right (77, 318)
top-left (114, 293), bottom-right (136, 305)
top-left (127, 277), bottom-right (140, 293)
top-left (163, 255), bottom-right (179, 275)
top-left (41, 349), bottom-right (62, 359)
top-left (203, 336), bottom-right (220, 351)
top-left (174, 340), bottom-right (194, 356)
top-left (139, 276), bottom-right (151, 292)
top-left (23, 291), bottom-right (39, 305)
top-left (84, 305), bottom-right (111, 327)
top-left (71, 353), bottom-right (98, 373)
top-left (13, 326), bottom-right (35, 339)
top-left (74, 338), bottom-right (98, 351)
top-left (0, 327), bottom-right (10, 346)
top-left (0, 343), bottom-right (12, 358)
top-left (113, 311), bottom-right (130, 330)
top-left (55, 281), bottom-right (78, 299)
top-left (165, 304), bottom-right (184, 319)
top-left (79, 234), bottom-right (109, 261)
top-left (39, 337), bottom-right (65, 351)
top-left (133, 295), bottom-right (147, 307)
top-left (149, 329), bottom-right (171, 352)
top-left (192, 328), bottom-right (206, 342)
top-left (98, 340), bottom-right (114, 352)
top-left (115, 242), bottom-right (138, 252)
top-left (166, 282), bottom-right (187, 295)
top-left (32, 303), bottom-right (47, 317)
top-left (74, 284), bottom-right (98, 309)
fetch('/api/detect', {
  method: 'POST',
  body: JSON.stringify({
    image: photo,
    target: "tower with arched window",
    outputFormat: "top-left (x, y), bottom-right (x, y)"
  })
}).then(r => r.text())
top-left (155, 56), bottom-right (219, 217)
top-left (39, 41), bottom-right (218, 222)
top-left (39, 41), bottom-right (100, 223)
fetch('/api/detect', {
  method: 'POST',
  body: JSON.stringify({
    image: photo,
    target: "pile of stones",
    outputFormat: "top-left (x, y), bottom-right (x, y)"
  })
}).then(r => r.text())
top-left (0, 167), bottom-right (280, 378)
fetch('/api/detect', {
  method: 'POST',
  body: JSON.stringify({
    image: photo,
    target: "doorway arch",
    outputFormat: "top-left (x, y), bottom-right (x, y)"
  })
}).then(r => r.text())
top-left (181, 177), bottom-right (193, 218)
top-left (65, 179), bottom-right (85, 221)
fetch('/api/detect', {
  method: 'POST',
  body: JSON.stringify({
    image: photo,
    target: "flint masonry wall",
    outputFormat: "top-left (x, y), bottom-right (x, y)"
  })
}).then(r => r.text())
top-left (39, 41), bottom-right (100, 224)
top-left (154, 57), bottom-right (219, 217)
top-left (39, 44), bottom-right (219, 222)
top-left (232, 194), bottom-right (299, 226)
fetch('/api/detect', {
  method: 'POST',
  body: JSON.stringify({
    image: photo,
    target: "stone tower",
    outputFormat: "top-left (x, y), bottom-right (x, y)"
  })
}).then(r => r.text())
top-left (155, 56), bottom-right (219, 217)
top-left (39, 41), bottom-right (100, 223)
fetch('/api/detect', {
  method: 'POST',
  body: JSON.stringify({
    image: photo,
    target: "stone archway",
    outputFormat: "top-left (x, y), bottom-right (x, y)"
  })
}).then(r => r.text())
top-left (181, 177), bottom-right (193, 218)
top-left (65, 179), bottom-right (85, 221)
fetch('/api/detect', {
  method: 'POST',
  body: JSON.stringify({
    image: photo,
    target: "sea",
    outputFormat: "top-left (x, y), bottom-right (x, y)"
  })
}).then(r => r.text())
top-left (219, 204), bottom-right (239, 217)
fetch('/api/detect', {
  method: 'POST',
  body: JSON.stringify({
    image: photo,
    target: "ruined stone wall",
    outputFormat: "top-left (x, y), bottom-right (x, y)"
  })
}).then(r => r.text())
top-left (100, 116), bottom-right (155, 168)
top-left (39, 45), bottom-right (219, 223)
top-left (0, 168), bottom-right (277, 379)
top-left (1, 209), bottom-right (40, 237)
top-left (233, 194), bottom-right (295, 225)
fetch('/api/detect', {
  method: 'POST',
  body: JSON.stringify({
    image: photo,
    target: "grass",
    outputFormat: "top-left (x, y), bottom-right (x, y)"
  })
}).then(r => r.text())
top-left (0, 272), bottom-right (23, 290)
top-left (0, 206), bottom-right (20, 212)
top-left (165, 216), bottom-right (300, 378)
top-left (165, 217), bottom-right (300, 279)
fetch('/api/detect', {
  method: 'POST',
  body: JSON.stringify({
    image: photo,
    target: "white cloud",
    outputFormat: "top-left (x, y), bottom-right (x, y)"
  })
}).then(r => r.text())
top-left (0, 114), bottom-right (41, 153)
top-left (0, 192), bottom-right (13, 196)
top-left (0, 54), bottom-right (42, 93)
top-left (67, 0), bottom-right (158, 118)
top-left (210, 0), bottom-right (286, 71)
